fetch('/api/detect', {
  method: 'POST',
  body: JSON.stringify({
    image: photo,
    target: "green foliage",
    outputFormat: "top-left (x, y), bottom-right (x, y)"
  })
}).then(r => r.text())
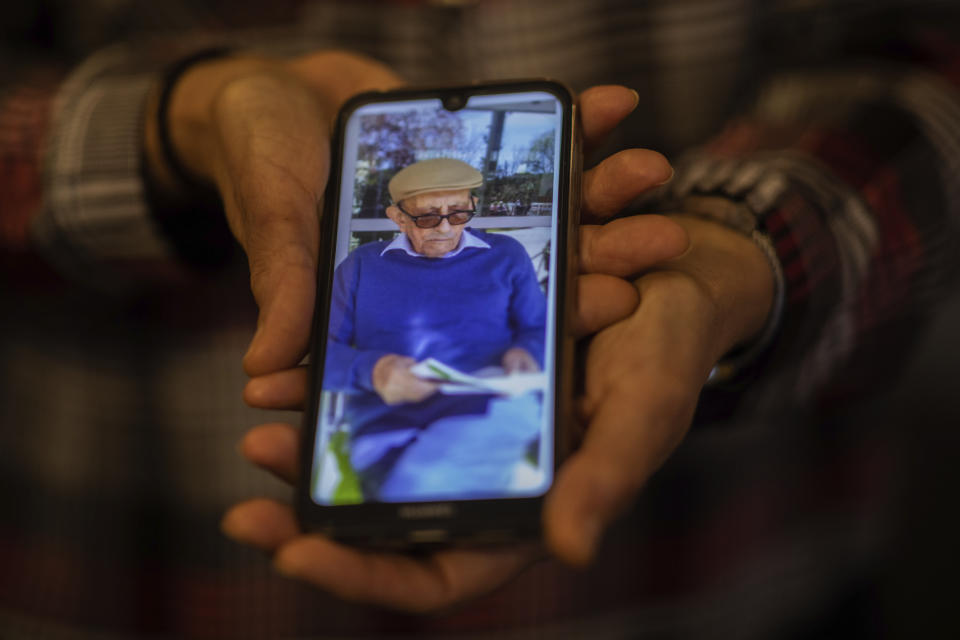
top-left (329, 431), bottom-right (363, 505)
top-left (523, 130), bottom-right (555, 175)
top-left (480, 130), bottom-right (555, 212)
top-left (482, 173), bottom-right (552, 214)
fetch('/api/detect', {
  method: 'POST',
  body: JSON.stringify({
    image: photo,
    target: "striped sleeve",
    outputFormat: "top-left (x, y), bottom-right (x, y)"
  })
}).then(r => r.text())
top-left (668, 52), bottom-right (960, 408)
top-left (25, 47), bottom-right (186, 291)
top-left (8, 30), bottom-right (333, 292)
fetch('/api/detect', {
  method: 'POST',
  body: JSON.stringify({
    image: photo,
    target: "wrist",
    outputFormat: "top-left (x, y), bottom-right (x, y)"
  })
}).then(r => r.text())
top-left (663, 214), bottom-right (776, 354)
top-left (144, 52), bottom-right (261, 201)
top-left (663, 156), bottom-right (792, 384)
top-left (141, 51), bottom-right (265, 267)
top-left (372, 354), bottom-right (398, 392)
top-left (164, 56), bottom-right (275, 193)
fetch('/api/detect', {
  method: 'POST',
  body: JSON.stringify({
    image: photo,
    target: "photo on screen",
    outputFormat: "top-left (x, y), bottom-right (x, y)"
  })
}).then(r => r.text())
top-left (311, 91), bottom-right (563, 505)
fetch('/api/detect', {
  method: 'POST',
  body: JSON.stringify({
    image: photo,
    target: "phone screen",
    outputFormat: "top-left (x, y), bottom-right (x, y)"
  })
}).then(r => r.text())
top-left (308, 89), bottom-right (568, 507)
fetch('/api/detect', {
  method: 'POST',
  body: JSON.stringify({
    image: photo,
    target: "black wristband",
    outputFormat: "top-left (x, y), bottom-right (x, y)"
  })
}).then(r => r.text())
top-left (156, 47), bottom-right (233, 197)
top-left (143, 47), bottom-right (235, 269)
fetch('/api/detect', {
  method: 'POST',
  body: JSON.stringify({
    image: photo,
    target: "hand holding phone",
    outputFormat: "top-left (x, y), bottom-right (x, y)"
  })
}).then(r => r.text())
top-left (297, 80), bottom-right (585, 542)
top-left (147, 51), bottom-right (404, 381)
top-left (228, 85), bottom-right (683, 610)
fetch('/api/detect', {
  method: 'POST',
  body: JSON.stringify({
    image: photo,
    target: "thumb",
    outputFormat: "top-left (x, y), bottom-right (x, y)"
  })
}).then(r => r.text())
top-left (542, 395), bottom-right (661, 567)
top-left (203, 72), bottom-right (329, 378)
top-left (543, 389), bottom-right (693, 566)
top-left (237, 188), bottom-right (321, 377)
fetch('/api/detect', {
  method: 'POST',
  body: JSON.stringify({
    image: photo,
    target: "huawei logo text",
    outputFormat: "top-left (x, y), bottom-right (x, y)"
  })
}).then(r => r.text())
top-left (398, 503), bottom-right (455, 519)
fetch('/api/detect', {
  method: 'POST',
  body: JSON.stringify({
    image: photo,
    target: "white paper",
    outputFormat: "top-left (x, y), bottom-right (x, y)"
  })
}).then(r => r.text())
top-left (410, 358), bottom-right (546, 396)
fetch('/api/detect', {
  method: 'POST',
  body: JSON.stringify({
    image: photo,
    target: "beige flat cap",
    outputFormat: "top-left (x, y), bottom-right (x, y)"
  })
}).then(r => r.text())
top-left (389, 158), bottom-right (483, 203)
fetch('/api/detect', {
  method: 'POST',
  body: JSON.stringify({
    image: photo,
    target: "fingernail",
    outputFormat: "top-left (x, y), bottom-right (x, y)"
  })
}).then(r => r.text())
top-left (629, 89), bottom-right (640, 111)
top-left (656, 165), bottom-right (675, 186)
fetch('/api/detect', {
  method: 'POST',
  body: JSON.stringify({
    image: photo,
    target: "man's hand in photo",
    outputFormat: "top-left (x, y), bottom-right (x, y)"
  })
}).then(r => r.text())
top-left (501, 347), bottom-right (540, 374)
top-left (371, 354), bottom-right (440, 405)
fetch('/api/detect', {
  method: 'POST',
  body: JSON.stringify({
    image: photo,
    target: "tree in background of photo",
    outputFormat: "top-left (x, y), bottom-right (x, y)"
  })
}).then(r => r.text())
top-left (353, 109), bottom-right (469, 218)
top-left (352, 107), bottom-right (556, 220)
top-left (483, 129), bottom-right (555, 216)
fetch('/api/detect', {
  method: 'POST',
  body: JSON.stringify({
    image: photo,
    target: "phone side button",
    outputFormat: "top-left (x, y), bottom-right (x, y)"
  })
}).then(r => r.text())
top-left (408, 529), bottom-right (449, 543)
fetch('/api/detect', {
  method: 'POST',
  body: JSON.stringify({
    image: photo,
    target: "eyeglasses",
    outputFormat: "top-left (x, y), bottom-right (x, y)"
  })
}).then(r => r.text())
top-left (396, 200), bottom-right (476, 229)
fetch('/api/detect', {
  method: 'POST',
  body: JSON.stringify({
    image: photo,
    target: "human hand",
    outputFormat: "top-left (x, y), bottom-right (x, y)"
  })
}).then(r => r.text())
top-left (143, 51), bottom-right (403, 378)
top-left (227, 209), bottom-right (684, 608)
top-left (230, 85), bottom-right (688, 611)
top-left (371, 354), bottom-right (439, 405)
top-left (501, 347), bottom-right (540, 374)
top-left (544, 213), bottom-right (775, 565)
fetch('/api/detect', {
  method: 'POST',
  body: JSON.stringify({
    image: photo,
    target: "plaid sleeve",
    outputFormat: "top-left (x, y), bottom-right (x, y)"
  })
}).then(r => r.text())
top-left (0, 80), bottom-right (56, 251)
top-left (668, 40), bottom-right (960, 408)
top-left (11, 30), bottom-right (341, 292)
top-left (0, 68), bottom-right (65, 287)
top-left (23, 47), bottom-right (191, 291)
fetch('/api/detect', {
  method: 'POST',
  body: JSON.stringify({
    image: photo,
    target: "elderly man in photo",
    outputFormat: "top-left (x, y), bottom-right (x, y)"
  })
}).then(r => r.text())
top-left (324, 157), bottom-right (547, 501)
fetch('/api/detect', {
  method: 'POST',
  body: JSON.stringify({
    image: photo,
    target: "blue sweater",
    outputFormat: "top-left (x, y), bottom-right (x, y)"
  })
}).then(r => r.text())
top-left (323, 229), bottom-right (546, 435)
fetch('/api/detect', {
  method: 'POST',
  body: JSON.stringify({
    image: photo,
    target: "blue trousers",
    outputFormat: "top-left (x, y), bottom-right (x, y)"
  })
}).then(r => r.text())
top-left (354, 394), bottom-right (544, 502)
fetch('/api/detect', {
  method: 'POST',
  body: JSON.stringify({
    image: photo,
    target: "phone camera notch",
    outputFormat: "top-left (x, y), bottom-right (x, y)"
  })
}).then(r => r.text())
top-left (443, 94), bottom-right (467, 111)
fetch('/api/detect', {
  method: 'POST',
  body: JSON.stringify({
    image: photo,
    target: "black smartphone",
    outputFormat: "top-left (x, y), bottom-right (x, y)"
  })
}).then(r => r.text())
top-left (297, 80), bottom-right (581, 548)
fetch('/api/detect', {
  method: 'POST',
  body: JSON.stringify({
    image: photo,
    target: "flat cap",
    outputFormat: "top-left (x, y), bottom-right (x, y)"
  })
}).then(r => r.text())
top-left (389, 158), bottom-right (483, 203)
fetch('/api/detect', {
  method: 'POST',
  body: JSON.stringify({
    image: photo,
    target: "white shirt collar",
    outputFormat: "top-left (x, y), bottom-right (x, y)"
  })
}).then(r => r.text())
top-left (380, 229), bottom-right (491, 258)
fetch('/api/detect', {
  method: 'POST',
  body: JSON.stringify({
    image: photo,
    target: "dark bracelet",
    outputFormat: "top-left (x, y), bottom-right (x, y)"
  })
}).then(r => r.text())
top-left (144, 47), bottom-right (235, 269)
top-left (155, 47), bottom-right (233, 198)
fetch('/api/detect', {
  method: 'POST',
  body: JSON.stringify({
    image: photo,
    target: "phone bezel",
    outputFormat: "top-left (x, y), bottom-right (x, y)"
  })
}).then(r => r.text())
top-left (296, 79), bottom-right (580, 547)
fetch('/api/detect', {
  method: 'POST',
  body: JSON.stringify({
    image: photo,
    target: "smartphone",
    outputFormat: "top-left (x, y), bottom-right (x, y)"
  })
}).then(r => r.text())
top-left (297, 80), bottom-right (581, 548)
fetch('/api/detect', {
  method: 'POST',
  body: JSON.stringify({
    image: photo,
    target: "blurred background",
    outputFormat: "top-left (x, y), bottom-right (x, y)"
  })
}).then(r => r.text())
top-left (2, 0), bottom-right (959, 638)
